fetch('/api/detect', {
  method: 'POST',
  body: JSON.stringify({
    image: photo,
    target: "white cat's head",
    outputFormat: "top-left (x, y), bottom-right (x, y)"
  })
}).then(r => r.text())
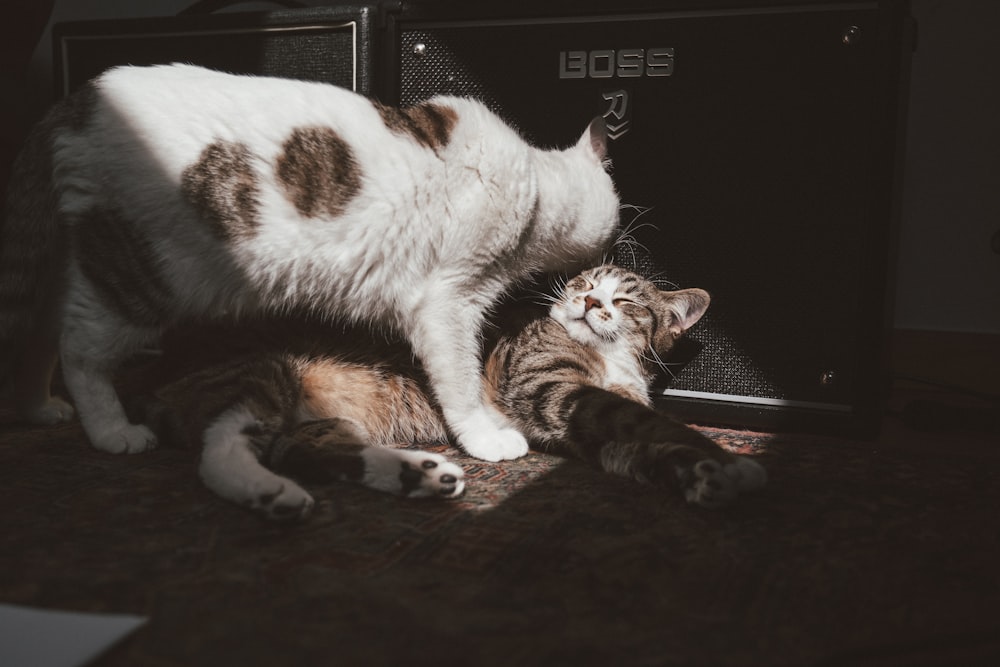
top-left (533, 119), bottom-right (620, 271)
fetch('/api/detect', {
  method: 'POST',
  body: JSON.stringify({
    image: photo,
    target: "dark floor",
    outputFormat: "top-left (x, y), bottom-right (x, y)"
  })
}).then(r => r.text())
top-left (1, 364), bottom-right (998, 666)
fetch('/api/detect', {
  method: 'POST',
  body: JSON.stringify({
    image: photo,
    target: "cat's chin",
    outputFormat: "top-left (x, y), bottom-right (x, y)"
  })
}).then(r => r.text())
top-left (563, 317), bottom-right (606, 346)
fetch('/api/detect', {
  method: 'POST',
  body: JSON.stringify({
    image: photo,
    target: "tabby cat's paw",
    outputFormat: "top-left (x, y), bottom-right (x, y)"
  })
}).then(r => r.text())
top-left (681, 456), bottom-right (767, 508)
top-left (250, 478), bottom-right (315, 521)
top-left (25, 397), bottom-right (76, 425)
top-left (92, 422), bottom-right (158, 454)
top-left (724, 456), bottom-right (768, 491)
top-left (362, 449), bottom-right (465, 498)
top-left (682, 459), bottom-right (740, 509)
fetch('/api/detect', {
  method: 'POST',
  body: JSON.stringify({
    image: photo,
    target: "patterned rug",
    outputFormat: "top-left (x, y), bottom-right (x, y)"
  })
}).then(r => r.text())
top-left (1, 409), bottom-right (998, 666)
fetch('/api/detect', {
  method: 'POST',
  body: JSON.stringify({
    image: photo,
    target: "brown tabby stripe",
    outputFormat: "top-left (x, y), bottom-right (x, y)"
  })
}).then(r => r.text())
top-left (74, 207), bottom-right (174, 326)
top-left (269, 422), bottom-right (367, 484)
top-left (375, 101), bottom-right (458, 151)
top-left (181, 140), bottom-right (260, 241)
top-left (1, 84), bottom-right (101, 353)
top-left (276, 126), bottom-right (361, 219)
top-left (0, 107), bottom-right (63, 325)
top-left (59, 81), bottom-right (99, 132)
top-left (497, 384), bottom-right (724, 490)
top-left (566, 389), bottom-right (716, 455)
top-left (538, 385), bottom-right (590, 435)
top-left (140, 353), bottom-right (305, 450)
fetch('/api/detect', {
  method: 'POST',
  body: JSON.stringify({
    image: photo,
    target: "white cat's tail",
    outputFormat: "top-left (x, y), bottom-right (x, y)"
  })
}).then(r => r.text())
top-left (0, 98), bottom-right (74, 422)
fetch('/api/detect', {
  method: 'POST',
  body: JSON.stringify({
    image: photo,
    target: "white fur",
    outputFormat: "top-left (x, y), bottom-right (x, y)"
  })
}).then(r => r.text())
top-left (360, 448), bottom-right (466, 498)
top-left (200, 406), bottom-right (315, 520)
top-left (51, 64), bottom-right (619, 458)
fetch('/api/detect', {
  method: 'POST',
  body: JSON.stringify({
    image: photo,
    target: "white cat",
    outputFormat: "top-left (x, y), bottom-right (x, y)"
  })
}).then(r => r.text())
top-left (0, 63), bottom-right (619, 462)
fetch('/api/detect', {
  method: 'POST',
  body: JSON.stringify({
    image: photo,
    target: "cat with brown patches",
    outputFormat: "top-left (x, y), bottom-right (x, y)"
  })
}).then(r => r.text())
top-left (129, 265), bottom-right (765, 519)
top-left (0, 63), bottom-right (619, 464)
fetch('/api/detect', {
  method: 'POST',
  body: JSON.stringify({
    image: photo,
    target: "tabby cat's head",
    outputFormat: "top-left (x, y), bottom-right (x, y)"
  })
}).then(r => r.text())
top-left (551, 265), bottom-right (710, 367)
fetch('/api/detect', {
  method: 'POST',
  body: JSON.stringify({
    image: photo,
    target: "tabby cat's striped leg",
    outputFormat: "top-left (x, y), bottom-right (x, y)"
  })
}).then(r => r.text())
top-left (268, 419), bottom-right (465, 499)
top-left (565, 391), bottom-right (766, 508)
top-left (199, 405), bottom-right (315, 521)
top-left (589, 440), bottom-right (766, 509)
top-left (604, 442), bottom-right (767, 509)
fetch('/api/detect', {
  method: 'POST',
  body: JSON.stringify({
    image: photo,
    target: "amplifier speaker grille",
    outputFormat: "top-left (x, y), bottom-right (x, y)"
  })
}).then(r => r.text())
top-left (55, 6), bottom-right (373, 96)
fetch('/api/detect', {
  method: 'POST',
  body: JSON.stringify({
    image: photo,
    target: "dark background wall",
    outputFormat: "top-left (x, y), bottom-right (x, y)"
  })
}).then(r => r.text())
top-left (894, 0), bottom-right (999, 334)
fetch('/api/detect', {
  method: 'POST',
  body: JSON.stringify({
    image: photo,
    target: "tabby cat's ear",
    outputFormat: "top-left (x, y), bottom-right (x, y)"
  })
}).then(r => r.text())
top-left (578, 117), bottom-right (609, 162)
top-left (651, 287), bottom-right (710, 355)
top-left (663, 288), bottom-right (710, 335)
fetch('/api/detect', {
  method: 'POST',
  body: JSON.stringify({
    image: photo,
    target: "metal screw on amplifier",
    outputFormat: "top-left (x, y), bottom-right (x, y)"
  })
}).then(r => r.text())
top-left (820, 371), bottom-right (837, 386)
top-left (413, 42), bottom-right (428, 58)
top-left (842, 25), bottom-right (861, 46)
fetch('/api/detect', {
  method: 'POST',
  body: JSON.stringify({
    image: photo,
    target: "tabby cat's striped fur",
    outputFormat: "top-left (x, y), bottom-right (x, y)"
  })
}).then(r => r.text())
top-left (133, 265), bottom-right (765, 519)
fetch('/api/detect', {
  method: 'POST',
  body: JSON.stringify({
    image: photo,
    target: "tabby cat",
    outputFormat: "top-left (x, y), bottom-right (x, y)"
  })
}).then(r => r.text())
top-left (0, 63), bottom-right (618, 463)
top-left (129, 265), bottom-right (766, 519)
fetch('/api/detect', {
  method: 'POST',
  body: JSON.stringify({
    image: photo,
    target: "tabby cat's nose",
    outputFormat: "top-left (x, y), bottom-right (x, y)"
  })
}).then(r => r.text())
top-left (584, 295), bottom-right (602, 312)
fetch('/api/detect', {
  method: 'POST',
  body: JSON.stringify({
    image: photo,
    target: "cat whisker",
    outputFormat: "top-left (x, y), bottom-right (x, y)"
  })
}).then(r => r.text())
top-left (524, 287), bottom-right (559, 301)
top-left (520, 288), bottom-right (560, 309)
top-left (646, 273), bottom-right (681, 291)
top-left (617, 205), bottom-right (658, 237)
top-left (544, 274), bottom-right (570, 301)
top-left (618, 203), bottom-right (656, 229)
top-left (644, 345), bottom-right (678, 380)
top-left (611, 205), bottom-right (658, 269)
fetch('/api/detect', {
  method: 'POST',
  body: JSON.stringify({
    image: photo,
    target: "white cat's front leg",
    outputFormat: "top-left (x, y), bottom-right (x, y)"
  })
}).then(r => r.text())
top-left (60, 311), bottom-right (158, 454)
top-left (409, 296), bottom-right (529, 462)
top-left (450, 406), bottom-right (529, 463)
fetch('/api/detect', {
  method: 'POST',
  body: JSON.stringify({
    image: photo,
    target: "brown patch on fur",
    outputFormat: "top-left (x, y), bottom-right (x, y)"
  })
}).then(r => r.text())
top-left (276, 126), bottom-right (361, 218)
top-left (298, 358), bottom-right (447, 446)
top-left (299, 361), bottom-right (383, 431)
top-left (375, 101), bottom-right (458, 151)
top-left (182, 140), bottom-right (260, 240)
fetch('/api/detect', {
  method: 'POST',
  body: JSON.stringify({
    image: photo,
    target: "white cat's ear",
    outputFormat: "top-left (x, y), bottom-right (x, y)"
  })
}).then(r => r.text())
top-left (578, 117), bottom-right (609, 162)
top-left (663, 288), bottom-right (711, 336)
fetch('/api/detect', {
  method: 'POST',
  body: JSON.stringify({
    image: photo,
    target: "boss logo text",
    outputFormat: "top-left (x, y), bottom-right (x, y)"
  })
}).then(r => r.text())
top-left (559, 48), bottom-right (675, 79)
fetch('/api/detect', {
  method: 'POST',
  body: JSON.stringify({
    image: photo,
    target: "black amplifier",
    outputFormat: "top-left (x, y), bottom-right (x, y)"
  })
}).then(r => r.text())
top-left (54, 0), bottom-right (914, 436)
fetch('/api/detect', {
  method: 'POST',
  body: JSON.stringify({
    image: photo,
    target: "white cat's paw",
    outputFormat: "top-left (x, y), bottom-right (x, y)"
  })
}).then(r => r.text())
top-left (91, 422), bottom-right (158, 454)
top-left (459, 427), bottom-right (529, 462)
top-left (363, 449), bottom-right (465, 498)
top-left (25, 397), bottom-right (76, 425)
top-left (724, 456), bottom-right (768, 491)
top-left (249, 477), bottom-right (315, 521)
top-left (683, 459), bottom-right (741, 509)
